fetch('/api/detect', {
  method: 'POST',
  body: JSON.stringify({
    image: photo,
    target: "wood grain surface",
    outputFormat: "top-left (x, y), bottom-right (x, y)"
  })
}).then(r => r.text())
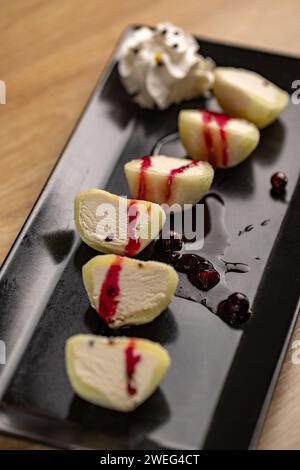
top-left (0, 0), bottom-right (300, 450)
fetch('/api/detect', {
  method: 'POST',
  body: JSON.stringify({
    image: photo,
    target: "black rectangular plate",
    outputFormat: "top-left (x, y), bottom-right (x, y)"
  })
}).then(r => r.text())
top-left (0, 27), bottom-right (300, 450)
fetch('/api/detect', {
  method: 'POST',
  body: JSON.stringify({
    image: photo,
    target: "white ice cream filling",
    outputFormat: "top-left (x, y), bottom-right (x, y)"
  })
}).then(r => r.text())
top-left (79, 194), bottom-right (152, 245)
top-left (90, 261), bottom-right (169, 322)
top-left (71, 337), bottom-right (158, 410)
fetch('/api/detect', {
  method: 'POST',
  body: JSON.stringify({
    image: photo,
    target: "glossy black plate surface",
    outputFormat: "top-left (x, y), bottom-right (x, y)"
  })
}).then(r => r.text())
top-left (0, 27), bottom-right (300, 449)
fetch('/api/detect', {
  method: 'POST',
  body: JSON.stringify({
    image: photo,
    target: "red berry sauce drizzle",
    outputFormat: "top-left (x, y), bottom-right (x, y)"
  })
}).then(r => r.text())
top-left (202, 111), bottom-right (230, 167)
top-left (166, 160), bottom-right (201, 201)
top-left (98, 256), bottom-right (122, 324)
top-left (137, 155), bottom-right (202, 202)
top-left (138, 156), bottom-right (152, 199)
top-left (125, 340), bottom-right (141, 395)
top-left (125, 200), bottom-right (141, 256)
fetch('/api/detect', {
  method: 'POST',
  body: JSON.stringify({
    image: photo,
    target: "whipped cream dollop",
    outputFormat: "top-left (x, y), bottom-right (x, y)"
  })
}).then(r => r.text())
top-left (118, 23), bottom-right (215, 109)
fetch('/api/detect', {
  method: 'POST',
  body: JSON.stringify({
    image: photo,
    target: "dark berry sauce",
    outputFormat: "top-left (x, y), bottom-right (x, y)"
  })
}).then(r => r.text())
top-left (145, 193), bottom-right (253, 326)
top-left (125, 340), bottom-right (141, 396)
top-left (153, 250), bottom-right (180, 265)
top-left (261, 219), bottom-right (270, 227)
top-left (238, 224), bottom-right (254, 236)
top-left (174, 253), bottom-right (206, 273)
top-left (156, 230), bottom-right (183, 252)
top-left (221, 260), bottom-right (250, 274)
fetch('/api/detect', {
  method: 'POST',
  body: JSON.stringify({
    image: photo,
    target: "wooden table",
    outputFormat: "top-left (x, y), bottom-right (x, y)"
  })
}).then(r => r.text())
top-left (0, 0), bottom-right (299, 450)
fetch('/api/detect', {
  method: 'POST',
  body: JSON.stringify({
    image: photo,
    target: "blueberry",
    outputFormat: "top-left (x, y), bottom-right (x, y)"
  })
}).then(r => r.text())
top-left (155, 231), bottom-right (183, 252)
top-left (217, 292), bottom-right (251, 327)
top-left (174, 254), bottom-right (204, 273)
top-left (271, 172), bottom-right (288, 194)
top-left (188, 268), bottom-right (220, 291)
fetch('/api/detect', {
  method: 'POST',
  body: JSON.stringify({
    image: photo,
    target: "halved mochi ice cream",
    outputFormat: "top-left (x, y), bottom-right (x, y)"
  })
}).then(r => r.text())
top-left (124, 155), bottom-right (214, 207)
top-left (179, 110), bottom-right (260, 168)
top-left (75, 189), bottom-right (166, 256)
top-left (82, 255), bottom-right (178, 328)
top-left (66, 334), bottom-right (170, 412)
top-left (213, 67), bottom-right (289, 129)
